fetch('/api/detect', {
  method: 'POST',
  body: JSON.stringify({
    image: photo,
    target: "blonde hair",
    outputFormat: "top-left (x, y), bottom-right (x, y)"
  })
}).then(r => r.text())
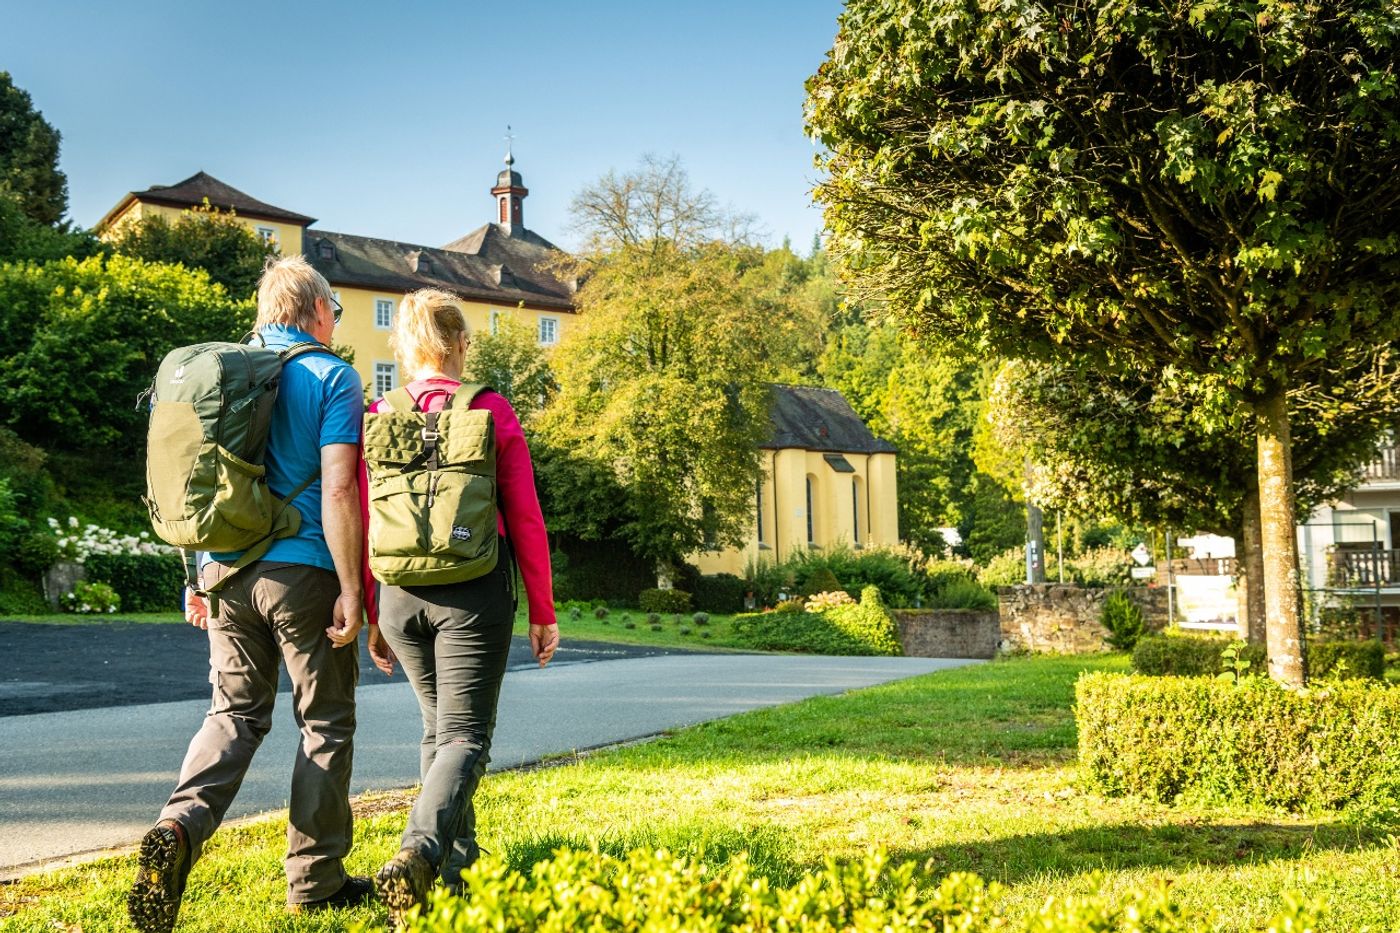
top-left (255, 255), bottom-right (334, 332)
top-left (391, 288), bottom-right (469, 373)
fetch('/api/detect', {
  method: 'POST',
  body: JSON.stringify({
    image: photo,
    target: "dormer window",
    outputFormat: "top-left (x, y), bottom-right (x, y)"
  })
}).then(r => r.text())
top-left (317, 240), bottom-right (335, 260)
top-left (418, 256), bottom-right (433, 275)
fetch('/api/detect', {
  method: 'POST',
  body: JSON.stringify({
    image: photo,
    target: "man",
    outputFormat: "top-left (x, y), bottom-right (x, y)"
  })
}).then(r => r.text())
top-left (129, 256), bottom-right (370, 932)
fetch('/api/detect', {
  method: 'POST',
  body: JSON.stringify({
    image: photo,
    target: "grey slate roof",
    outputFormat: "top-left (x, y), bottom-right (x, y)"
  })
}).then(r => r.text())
top-left (764, 385), bottom-right (897, 454)
top-left (305, 223), bottom-right (576, 310)
top-left (115, 171), bottom-right (316, 226)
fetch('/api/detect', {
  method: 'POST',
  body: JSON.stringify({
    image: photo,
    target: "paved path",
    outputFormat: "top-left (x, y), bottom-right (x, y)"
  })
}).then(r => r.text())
top-left (0, 654), bottom-right (974, 875)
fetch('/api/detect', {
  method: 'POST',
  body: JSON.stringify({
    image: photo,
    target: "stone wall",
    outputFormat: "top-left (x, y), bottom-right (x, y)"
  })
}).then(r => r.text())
top-left (43, 561), bottom-right (85, 610)
top-left (998, 584), bottom-right (1168, 653)
top-left (892, 609), bottom-right (1000, 659)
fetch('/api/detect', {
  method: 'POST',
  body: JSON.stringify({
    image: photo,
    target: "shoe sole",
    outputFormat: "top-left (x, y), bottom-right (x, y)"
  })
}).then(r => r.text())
top-left (127, 826), bottom-right (184, 933)
top-left (375, 860), bottom-right (430, 930)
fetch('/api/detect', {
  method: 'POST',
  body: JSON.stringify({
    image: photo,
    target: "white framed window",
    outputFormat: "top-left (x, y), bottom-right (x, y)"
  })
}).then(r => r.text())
top-left (375, 298), bottom-right (395, 330)
top-left (374, 362), bottom-right (397, 397)
top-left (538, 316), bottom-right (559, 346)
top-left (255, 225), bottom-right (276, 245)
top-left (491, 310), bottom-right (503, 335)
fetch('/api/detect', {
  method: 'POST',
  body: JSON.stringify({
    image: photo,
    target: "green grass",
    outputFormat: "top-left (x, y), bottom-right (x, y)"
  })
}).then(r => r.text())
top-left (520, 609), bottom-right (751, 650)
top-left (0, 611), bottom-right (185, 625)
top-left (4, 655), bottom-right (1397, 931)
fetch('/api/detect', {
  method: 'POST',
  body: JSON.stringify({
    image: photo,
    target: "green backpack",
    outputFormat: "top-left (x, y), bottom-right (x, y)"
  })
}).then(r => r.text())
top-left (363, 383), bottom-right (500, 586)
top-left (143, 340), bottom-right (327, 601)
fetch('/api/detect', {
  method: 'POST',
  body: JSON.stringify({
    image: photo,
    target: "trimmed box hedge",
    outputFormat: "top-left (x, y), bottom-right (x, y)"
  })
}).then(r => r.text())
top-left (691, 572), bottom-right (747, 613)
top-left (1077, 672), bottom-right (1400, 813)
top-left (401, 845), bottom-right (1322, 932)
top-left (84, 553), bottom-right (184, 612)
top-left (731, 585), bottom-right (902, 656)
top-left (1131, 633), bottom-right (1385, 680)
top-left (638, 587), bottom-right (692, 613)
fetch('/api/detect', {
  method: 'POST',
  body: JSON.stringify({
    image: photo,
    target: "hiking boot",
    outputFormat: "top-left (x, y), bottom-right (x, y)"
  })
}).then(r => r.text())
top-left (287, 875), bottom-right (375, 914)
top-left (127, 820), bottom-right (191, 933)
top-left (375, 849), bottom-right (433, 929)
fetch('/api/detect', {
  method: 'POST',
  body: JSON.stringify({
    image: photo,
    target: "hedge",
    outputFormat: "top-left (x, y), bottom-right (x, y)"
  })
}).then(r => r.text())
top-left (638, 588), bottom-right (692, 613)
top-left (397, 845), bottom-right (1321, 932)
top-left (731, 586), bottom-right (901, 656)
top-left (1131, 633), bottom-right (1385, 680)
top-left (1077, 672), bottom-right (1400, 814)
top-left (691, 573), bottom-right (747, 613)
top-left (84, 553), bottom-right (184, 612)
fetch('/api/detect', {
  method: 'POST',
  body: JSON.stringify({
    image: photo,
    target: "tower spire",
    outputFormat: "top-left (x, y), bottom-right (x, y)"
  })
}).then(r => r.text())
top-left (491, 125), bottom-right (528, 234)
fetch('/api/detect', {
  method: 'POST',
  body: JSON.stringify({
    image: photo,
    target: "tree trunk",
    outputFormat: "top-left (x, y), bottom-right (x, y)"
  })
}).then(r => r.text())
top-left (1236, 483), bottom-right (1267, 644)
top-left (1255, 392), bottom-right (1306, 685)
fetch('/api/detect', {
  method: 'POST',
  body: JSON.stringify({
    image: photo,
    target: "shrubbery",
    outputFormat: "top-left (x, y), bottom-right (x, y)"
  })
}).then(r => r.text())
top-left (1132, 633), bottom-right (1384, 680)
top-left (732, 586), bottom-right (901, 656)
top-left (394, 845), bottom-right (1321, 932)
top-left (977, 547), bottom-right (1025, 588)
top-left (747, 544), bottom-right (927, 607)
top-left (1099, 591), bottom-right (1146, 650)
top-left (1078, 672), bottom-right (1400, 816)
top-left (691, 572), bottom-right (746, 613)
top-left (638, 588), bottom-right (692, 613)
top-left (62, 580), bottom-right (120, 614)
top-left (84, 553), bottom-right (184, 613)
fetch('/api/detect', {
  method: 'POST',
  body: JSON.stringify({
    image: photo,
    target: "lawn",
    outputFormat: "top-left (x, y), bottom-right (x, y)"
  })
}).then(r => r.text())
top-left (3, 655), bottom-right (1396, 931)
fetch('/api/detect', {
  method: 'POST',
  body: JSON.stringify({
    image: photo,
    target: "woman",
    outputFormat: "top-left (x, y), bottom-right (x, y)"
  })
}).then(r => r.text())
top-left (361, 288), bottom-right (558, 923)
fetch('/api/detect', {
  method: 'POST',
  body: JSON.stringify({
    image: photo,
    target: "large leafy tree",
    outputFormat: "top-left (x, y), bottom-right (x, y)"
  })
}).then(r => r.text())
top-left (0, 72), bottom-right (67, 226)
top-left (462, 313), bottom-right (557, 426)
top-left (107, 202), bottom-right (277, 299)
top-left (807, 1), bottom-right (1400, 684)
top-left (0, 254), bottom-right (252, 463)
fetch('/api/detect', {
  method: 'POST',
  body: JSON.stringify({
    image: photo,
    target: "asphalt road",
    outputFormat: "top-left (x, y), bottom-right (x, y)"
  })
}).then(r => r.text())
top-left (0, 621), bottom-right (697, 716)
top-left (0, 654), bottom-right (975, 875)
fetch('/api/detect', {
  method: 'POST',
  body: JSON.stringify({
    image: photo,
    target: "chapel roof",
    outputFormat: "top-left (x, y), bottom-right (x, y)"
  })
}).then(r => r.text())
top-left (764, 385), bottom-right (897, 454)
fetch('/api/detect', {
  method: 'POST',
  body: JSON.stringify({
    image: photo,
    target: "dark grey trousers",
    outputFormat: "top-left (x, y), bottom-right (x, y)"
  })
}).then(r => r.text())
top-left (159, 561), bottom-right (359, 904)
top-left (377, 554), bottom-right (513, 883)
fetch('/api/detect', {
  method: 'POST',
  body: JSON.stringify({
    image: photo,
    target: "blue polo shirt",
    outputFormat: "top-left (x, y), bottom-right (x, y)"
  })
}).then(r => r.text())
top-left (210, 324), bottom-right (363, 572)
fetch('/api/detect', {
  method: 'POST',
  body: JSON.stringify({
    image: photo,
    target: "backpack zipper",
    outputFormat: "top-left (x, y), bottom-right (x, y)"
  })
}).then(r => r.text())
top-left (427, 471), bottom-right (440, 508)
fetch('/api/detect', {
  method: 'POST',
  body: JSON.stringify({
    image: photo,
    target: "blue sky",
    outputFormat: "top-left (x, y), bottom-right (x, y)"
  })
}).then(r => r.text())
top-left (2, 0), bottom-right (844, 252)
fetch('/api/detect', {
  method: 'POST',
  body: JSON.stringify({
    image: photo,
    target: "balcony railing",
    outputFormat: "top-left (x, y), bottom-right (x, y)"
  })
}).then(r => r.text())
top-left (1361, 444), bottom-right (1400, 481)
top-left (1330, 547), bottom-right (1400, 587)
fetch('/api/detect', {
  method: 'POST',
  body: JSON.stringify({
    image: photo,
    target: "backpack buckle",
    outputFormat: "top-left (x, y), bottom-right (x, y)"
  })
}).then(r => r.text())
top-left (421, 428), bottom-right (440, 442)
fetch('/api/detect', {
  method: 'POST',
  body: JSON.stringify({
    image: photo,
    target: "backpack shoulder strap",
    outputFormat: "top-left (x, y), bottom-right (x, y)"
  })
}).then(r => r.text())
top-left (279, 341), bottom-right (338, 363)
top-left (445, 383), bottom-right (491, 410)
top-left (380, 387), bottom-right (418, 413)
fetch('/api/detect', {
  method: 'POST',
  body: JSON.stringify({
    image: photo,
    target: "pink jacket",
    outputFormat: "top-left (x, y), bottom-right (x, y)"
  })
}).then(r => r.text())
top-left (359, 377), bottom-right (556, 627)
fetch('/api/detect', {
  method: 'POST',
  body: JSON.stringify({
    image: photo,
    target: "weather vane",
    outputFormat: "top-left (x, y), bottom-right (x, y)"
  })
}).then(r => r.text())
top-left (504, 125), bottom-right (515, 165)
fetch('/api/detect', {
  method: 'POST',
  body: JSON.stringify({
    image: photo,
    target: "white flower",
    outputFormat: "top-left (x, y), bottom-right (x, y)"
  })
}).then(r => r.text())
top-left (68, 516), bottom-right (79, 528)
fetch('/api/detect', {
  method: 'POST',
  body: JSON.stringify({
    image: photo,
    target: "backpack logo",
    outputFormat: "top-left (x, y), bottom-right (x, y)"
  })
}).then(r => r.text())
top-left (170, 365), bottom-right (186, 386)
top-left (451, 526), bottom-right (473, 542)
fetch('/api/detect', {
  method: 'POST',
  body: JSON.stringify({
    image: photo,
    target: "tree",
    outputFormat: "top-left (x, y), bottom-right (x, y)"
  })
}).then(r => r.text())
top-left (807, 2), bottom-right (1400, 685)
top-left (0, 72), bottom-right (67, 226)
top-left (462, 313), bottom-right (557, 425)
top-left (0, 254), bottom-right (253, 463)
top-left (0, 193), bottom-right (99, 264)
top-left (107, 202), bottom-right (278, 298)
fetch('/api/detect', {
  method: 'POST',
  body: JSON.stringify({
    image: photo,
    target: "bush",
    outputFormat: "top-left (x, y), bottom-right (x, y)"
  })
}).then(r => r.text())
top-left (1078, 672), bottom-right (1400, 816)
top-left (638, 588), bottom-right (691, 613)
top-left (593, 606), bottom-right (610, 619)
top-left (732, 586), bottom-right (901, 657)
top-left (691, 572), bottom-right (747, 613)
top-left (774, 597), bottom-right (806, 614)
top-left (1100, 591), bottom-right (1146, 651)
top-left (0, 569), bottom-right (47, 615)
top-left (801, 566), bottom-right (843, 596)
top-left (805, 590), bottom-right (856, 613)
top-left (84, 553), bottom-right (184, 612)
top-left (12, 530), bottom-right (60, 579)
top-left (1131, 633), bottom-right (1383, 681)
top-left (62, 580), bottom-right (120, 614)
top-left (977, 547), bottom-right (1024, 588)
top-left (1066, 547), bottom-right (1134, 587)
top-left (691, 612), bottom-right (709, 626)
top-left (924, 557), bottom-right (978, 596)
top-left (397, 846), bottom-right (1322, 932)
top-left (645, 612), bottom-right (662, 626)
top-left (927, 578), bottom-right (998, 610)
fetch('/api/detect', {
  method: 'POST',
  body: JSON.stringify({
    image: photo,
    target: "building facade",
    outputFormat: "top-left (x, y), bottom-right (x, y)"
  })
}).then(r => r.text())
top-left (694, 385), bottom-right (899, 577)
top-left (97, 154), bottom-right (576, 394)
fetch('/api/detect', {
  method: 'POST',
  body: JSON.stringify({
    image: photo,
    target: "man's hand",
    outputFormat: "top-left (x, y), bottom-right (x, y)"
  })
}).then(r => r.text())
top-left (184, 589), bottom-right (210, 630)
top-left (530, 622), bottom-right (559, 668)
top-left (326, 591), bottom-right (363, 647)
top-left (367, 625), bottom-right (396, 676)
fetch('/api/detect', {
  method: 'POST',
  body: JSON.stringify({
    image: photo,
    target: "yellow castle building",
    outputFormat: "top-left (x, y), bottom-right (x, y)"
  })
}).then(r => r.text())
top-left (97, 160), bottom-right (899, 572)
top-left (97, 151), bottom-right (576, 397)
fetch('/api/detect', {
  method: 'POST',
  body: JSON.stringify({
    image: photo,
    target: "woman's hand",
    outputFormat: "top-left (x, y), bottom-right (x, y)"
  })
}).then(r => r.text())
top-left (368, 625), bottom-right (396, 676)
top-left (530, 622), bottom-right (559, 668)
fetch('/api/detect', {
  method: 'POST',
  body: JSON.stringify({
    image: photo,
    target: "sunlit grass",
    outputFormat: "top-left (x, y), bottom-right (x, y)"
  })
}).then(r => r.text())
top-left (4, 654), bottom-right (1396, 931)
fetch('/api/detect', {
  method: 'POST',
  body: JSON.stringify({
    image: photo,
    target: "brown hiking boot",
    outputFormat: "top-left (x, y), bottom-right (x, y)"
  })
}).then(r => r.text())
top-left (287, 875), bottom-right (375, 914)
top-left (127, 820), bottom-right (191, 933)
top-left (374, 848), bottom-right (433, 929)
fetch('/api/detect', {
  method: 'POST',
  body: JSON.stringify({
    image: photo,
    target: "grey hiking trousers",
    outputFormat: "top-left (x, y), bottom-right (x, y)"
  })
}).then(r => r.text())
top-left (159, 561), bottom-right (359, 904)
top-left (376, 548), bottom-right (513, 883)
